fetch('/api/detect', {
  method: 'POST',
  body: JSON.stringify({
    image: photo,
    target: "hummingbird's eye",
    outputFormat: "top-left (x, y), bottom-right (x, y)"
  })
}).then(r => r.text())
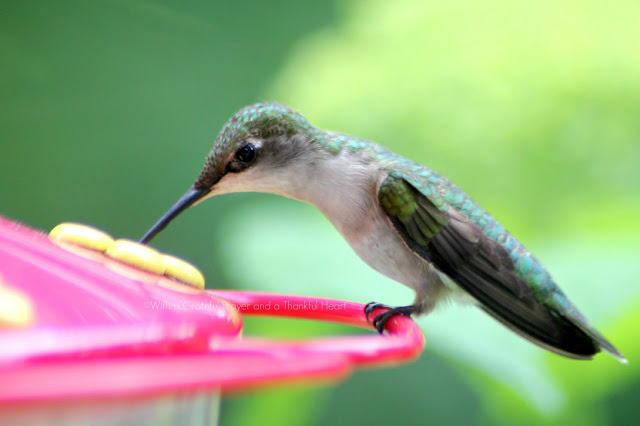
top-left (235, 143), bottom-right (256, 164)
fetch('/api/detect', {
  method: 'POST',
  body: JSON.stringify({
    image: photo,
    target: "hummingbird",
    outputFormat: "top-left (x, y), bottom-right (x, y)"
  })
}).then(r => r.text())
top-left (140, 102), bottom-right (625, 362)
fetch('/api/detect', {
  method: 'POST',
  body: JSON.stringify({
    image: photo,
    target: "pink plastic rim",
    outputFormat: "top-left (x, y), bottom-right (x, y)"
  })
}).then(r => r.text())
top-left (0, 216), bottom-right (424, 402)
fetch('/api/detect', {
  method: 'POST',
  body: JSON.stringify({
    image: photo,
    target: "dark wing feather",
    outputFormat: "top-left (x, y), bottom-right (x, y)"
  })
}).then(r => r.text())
top-left (379, 175), bottom-right (598, 359)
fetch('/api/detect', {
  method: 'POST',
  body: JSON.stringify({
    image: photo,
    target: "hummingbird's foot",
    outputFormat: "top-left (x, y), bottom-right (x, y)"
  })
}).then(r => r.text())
top-left (364, 302), bottom-right (417, 334)
top-left (364, 302), bottom-right (391, 323)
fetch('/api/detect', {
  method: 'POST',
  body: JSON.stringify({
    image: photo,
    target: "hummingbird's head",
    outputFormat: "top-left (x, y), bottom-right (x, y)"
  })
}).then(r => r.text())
top-left (194, 101), bottom-right (317, 193)
top-left (140, 102), bottom-right (320, 244)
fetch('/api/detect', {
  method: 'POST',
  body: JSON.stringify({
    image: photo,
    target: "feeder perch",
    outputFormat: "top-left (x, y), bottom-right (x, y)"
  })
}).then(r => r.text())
top-left (0, 217), bottom-right (424, 424)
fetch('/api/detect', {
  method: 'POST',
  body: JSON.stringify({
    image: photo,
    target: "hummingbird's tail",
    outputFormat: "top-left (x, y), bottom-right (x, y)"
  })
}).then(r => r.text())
top-left (570, 312), bottom-right (627, 363)
top-left (479, 302), bottom-right (626, 363)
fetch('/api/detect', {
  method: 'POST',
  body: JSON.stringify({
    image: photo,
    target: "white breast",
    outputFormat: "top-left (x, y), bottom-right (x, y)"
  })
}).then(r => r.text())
top-left (211, 149), bottom-right (436, 297)
top-left (301, 153), bottom-right (430, 292)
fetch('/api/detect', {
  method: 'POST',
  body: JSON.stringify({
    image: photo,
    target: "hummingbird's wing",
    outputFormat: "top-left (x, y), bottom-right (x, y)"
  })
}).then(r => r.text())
top-left (378, 174), bottom-right (599, 359)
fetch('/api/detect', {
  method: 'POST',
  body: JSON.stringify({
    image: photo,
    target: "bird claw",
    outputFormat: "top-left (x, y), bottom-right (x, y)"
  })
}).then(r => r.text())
top-left (364, 302), bottom-right (417, 334)
top-left (364, 302), bottom-right (391, 324)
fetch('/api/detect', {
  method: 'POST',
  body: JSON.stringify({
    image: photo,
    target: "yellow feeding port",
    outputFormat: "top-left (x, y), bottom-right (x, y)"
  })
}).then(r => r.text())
top-left (49, 223), bottom-right (114, 252)
top-left (48, 223), bottom-right (206, 288)
top-left (105, 239), bottom-right (165, 275)
top-left (161, 254), bottom-right (205, 289)
top-left (0, 281), bottom-right (35, 328)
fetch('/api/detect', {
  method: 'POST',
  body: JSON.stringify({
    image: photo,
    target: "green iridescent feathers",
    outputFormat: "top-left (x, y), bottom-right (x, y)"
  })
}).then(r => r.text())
top-left (212, 102), bottom-right (313, 158)
top-left (378, 175), bottom-right (607, 359)
top-left (379, 176), bottom-right (448, 242)
top-left (379, 167), bottom-right (622, 361)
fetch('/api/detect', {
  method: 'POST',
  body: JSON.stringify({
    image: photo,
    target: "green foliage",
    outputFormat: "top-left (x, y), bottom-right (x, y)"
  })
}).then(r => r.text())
top-left (270, 0), bottom-right (640, 239)
top-left (2, 0), bottom-right (639, 425)
top-left (218, 202), bottom-right (639, 424)
top-left (259, 0), bottom-right (640, 423)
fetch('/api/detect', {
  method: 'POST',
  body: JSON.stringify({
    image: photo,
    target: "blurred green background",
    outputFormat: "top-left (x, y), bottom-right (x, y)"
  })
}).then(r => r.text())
top-left (1, 0), bottom-right (639, 424)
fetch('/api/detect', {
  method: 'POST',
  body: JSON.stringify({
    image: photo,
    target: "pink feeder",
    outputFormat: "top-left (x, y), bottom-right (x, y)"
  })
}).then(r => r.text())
top-left (0, 216), bottom-right (424, 424)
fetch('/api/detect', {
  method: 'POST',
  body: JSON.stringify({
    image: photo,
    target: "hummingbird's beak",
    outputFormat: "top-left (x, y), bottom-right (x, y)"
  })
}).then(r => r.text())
top-left (139, 187), bottom-right (209, 244)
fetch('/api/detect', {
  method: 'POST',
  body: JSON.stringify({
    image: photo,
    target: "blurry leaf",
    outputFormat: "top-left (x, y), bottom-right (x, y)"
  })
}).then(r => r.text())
top-left (218, 200), bottom-right (639, 418)
top-left (547, 308), bottom-right (640, 404)
top-left (222, 384), bottom-right (329, 426)
top-left (316, 351), bottom-right (483, 425)
top-left (260, 0), bottom-right (640, 421)
top-left (268, 0), bottom-right (640, 241)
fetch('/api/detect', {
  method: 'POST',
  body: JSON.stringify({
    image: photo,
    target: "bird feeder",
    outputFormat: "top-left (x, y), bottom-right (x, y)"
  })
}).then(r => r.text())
top-left (0, 216), bottom-right (424, 424)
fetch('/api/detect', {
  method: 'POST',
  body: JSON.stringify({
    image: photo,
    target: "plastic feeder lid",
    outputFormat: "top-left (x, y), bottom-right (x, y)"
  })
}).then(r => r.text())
top-left (0, 216), bottom-right (424, 403)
